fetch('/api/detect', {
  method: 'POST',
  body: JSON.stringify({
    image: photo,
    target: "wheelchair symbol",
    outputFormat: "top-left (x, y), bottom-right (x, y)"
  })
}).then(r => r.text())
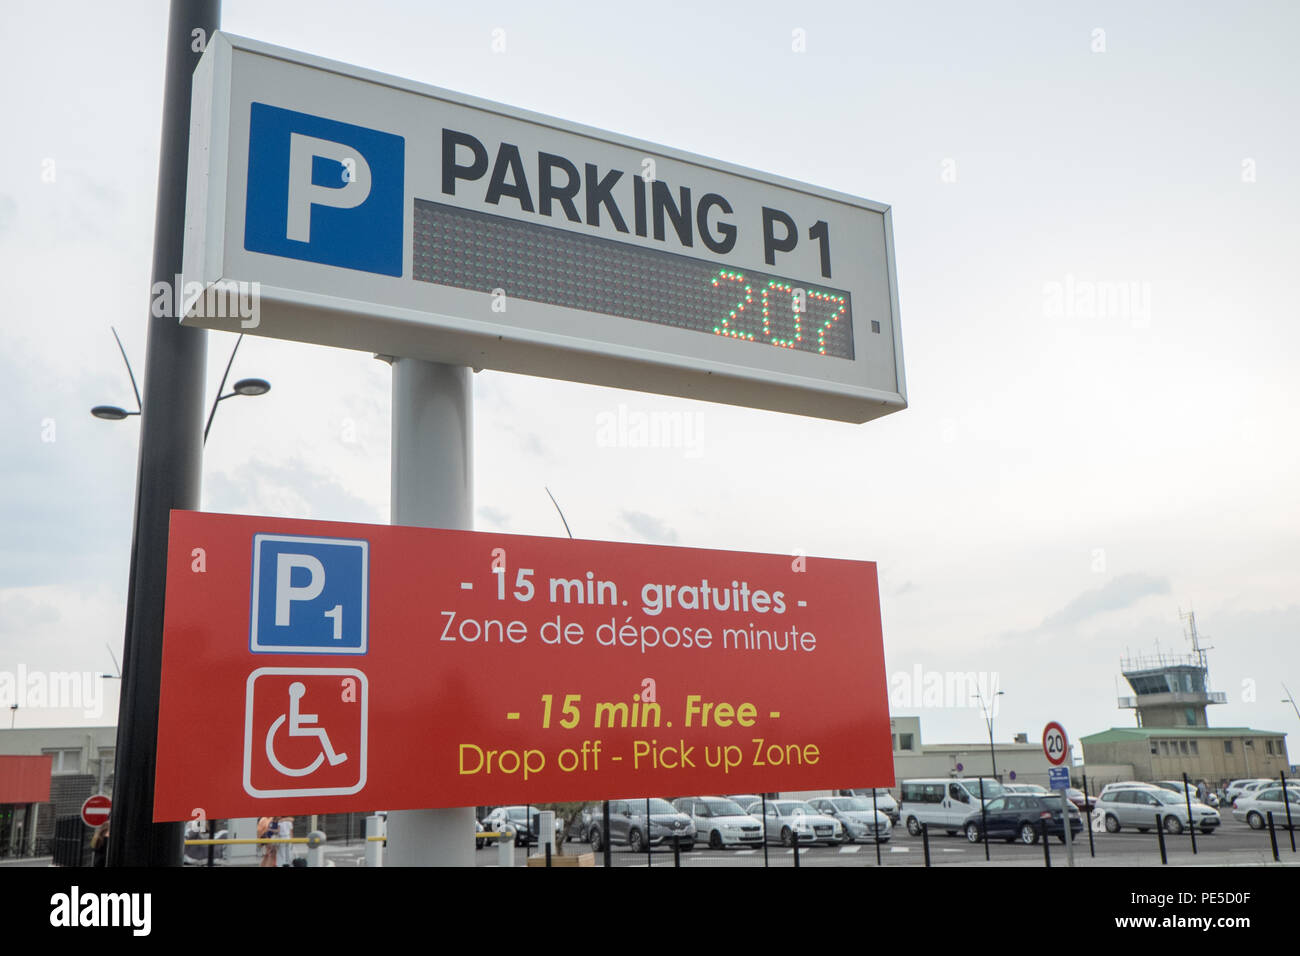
top-left (265, 681), bottom-right (348, 777)
top-left (243, 667), bottom-right (367, 799)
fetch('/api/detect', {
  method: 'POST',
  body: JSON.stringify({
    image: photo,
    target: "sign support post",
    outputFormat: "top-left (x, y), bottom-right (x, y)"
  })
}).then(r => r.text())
top-left (383, 357), bottom-right (475, 866)
top-left (108, 0), bottom-right (219, 867)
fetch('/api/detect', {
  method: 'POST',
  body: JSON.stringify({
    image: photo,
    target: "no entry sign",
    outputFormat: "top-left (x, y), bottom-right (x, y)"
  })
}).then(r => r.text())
top-left (81, 794), bottom-right (111, 828)
top-left (153, 511), bottom-right (891, 820)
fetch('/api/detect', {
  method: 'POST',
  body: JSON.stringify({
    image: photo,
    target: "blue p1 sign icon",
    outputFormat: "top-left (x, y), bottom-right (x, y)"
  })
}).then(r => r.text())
top-left (244, 103), bottom-right (404, 276)
top-left (250, 534), bottom-right (368, 654)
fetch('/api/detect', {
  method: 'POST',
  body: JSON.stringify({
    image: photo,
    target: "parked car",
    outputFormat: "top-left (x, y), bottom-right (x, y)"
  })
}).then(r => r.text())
top-left (1096, 785), bottom-right (1220, 834)
top-left (898, 778), bottom-right (1005, 836)
top-left (587, 798), bottom-right (695, 852)
top-left (961, 794), bottom-right (1083, 845)
top-left (1231, 786), bottom-right (1300, 829)
top-left (1226, 779), bottom-right (1275, 804)
top-left (745, 799), bottom-right (843, 846)
top-left (672, 796), bottom-right (764, 849)
top-left (483, 805), bottom-right (538, 846)
top-left (1065, 788), bottom-right (1097, 812)
top-left (848, 787), bottom-right (900, 823)
top-left (809, 796), bottom-right (891, 843)
top-left (1003, 783), bottom-right (1048, 795)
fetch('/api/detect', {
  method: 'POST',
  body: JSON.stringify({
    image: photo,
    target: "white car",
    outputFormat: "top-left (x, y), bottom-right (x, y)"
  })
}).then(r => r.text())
top-left (1225, 779), bottom-right (1274, 804)
top-left (1232, 786), bottom-right (1300, 829)
top-left (746, 799), bottom-right (844, 846)
top-left (1004, 783), bottom-right (1049, 795)
top-left (671, 796), bottom-right (764, 849)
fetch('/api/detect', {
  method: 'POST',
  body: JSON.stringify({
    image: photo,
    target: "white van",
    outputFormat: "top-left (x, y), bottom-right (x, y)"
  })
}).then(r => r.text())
top-left (898, 778), bottom-right (1005, 836)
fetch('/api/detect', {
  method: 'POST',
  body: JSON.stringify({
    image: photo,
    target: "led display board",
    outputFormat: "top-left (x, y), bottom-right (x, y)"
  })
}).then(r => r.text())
top-left (182, 32), bottom-right (906, 422)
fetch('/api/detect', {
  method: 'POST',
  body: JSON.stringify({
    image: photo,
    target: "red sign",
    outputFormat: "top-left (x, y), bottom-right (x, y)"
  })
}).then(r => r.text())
top-left (81, 794), bottom-right (111, 828)
top-left (153, 510), bottom-right (891, 821)
top-left (0, 755), bottom-right (53, 804)
top-left (1042, 722), bottom-right (1068, 767)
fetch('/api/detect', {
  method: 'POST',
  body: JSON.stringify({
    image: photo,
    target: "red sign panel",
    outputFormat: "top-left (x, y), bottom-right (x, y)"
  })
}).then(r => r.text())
top-left (154, 510), bottom-right (891, 821)
top-left (0, 755), bottom-right (53, 804)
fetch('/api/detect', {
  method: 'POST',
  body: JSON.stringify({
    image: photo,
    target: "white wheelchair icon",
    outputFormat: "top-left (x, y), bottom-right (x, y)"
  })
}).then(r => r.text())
top-left (265, 681), bottom-right (348, 777)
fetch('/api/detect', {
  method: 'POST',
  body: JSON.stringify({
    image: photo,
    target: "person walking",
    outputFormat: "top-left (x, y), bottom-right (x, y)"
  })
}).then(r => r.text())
top-left (90, 822), bottom-right (109, 867)
top-left (258, 816), bottom-right (279, 867)
top-left (277, 816), bottom-right (294, 867)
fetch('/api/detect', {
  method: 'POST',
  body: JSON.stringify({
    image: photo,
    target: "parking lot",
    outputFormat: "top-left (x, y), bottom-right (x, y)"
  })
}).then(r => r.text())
top-left (299, 815), bottom-right (1299, 868)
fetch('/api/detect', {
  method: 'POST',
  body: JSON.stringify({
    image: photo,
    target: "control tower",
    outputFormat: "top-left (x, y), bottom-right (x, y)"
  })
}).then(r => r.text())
top-left (1117, 611), bottom-right (1226, 728)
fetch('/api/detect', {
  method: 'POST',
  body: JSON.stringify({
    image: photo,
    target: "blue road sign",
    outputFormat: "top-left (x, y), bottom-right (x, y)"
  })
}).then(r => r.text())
top-left (250, 534), bottom-right (369, 654)
top-left (1048, 766), bottom-right (1070, 790)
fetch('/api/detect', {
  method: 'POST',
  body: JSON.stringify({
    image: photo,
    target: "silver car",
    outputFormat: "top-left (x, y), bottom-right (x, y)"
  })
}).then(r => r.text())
top-left (809, 796), bottom-right (891, 843)
top-left (746, 799), bottom-right (843, 846)
top-left (1232, 786), bottom-right (1300, 830)
top-left (1097, 786), bottom-right (1220, 834)
top-left (672, 796), bottom-right (764, 849)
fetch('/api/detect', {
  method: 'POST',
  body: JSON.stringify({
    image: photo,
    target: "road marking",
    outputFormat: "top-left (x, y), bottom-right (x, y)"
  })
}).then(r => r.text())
top-left (735, 850), bottom-right (757, 855)
top-left (889, 846), bottom-right (910, 853)
top-left (839, 845), bottom-right (860, 853)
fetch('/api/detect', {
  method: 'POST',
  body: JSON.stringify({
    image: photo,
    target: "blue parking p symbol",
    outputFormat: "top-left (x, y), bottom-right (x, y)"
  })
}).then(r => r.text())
top-left (250, 534), bottom-right (369, 654)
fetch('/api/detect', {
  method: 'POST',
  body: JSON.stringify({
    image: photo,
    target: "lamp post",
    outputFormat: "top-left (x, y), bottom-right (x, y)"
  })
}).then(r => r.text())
top-left (973, 687), bottom-right (1005, 780)
top-left (92, 328), bottom-right (270, 444)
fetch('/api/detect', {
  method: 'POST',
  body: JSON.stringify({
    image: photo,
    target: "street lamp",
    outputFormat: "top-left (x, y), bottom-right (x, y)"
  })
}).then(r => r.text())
top-left (91, 327), bottom-right (270, 444)
top-left (973, 687), bottom-right (1005, 780)
top-left (1283, 684), bottom-right (1300, 723)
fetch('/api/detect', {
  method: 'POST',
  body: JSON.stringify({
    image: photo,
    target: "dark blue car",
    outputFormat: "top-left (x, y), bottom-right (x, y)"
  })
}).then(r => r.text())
top-left (962, 795), bottom-right (1084, 845)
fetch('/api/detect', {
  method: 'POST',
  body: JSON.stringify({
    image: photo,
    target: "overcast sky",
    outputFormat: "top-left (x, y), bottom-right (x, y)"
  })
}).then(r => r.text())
top-left (1, 0), bottom-right (1297, 758)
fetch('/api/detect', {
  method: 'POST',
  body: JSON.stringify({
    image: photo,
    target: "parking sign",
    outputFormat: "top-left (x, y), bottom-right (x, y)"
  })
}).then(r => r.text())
top-left (250, 534), bottom-right (369, 654)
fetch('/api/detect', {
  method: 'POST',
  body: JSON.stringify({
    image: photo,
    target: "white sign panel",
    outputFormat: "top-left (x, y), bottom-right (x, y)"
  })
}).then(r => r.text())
top-left (182, 33), bottom-right (907, 422)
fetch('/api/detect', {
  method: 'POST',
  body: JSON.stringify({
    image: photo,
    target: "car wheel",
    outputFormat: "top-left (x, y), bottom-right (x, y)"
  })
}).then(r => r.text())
top-left (589, 827), bottom-right (603, 852)
top-left (629, 828), bottom-right (645, 853)
top-left (1019, 822), bottom-right (1037, 845)
top-left (965, 822), bottom-right (981, 843)
top-left (1163, 816), bottom-right (1184, 835)
top-left (780, 827), bottom-right (794, 848)
top-left (709, 830), bottom-right (723, 850)
top-left (1105, 814), bottom-right (1120, 833)
top-left (906, 816), bottom-right (922, 837)
top-left (1247, 812), bottom-right (1264, 830)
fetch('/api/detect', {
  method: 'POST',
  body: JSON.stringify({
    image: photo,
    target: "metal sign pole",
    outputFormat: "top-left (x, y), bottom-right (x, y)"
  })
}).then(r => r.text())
top-left (383, 357), bottom-right (475, 865)
top-left (107, 0), bottom-right (218, 867)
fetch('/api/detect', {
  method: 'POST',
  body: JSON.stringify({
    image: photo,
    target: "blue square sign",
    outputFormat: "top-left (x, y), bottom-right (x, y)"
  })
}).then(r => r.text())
top-left (250, 534), bottom-right (368, 654)
top-left (1048, 766), bottom-right (1070, 790)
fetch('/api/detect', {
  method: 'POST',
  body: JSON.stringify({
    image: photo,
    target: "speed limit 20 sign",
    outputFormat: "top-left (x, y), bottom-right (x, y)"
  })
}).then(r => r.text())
top-left (1042, 722), bottom-right (1068, 767)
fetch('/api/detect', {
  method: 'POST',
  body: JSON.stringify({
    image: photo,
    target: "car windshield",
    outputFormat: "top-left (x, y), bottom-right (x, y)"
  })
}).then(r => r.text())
top-left (643, 799), bottom-right (676, 814)
top-left (834, 798), bottom-right (872, 811)
top-left (1152, 791), bottom-right (1184, 805)
top-left (775, 801), bottom-right (818, 815)
top-left (703, 799), bottom-right (746, 816)
top-left (966, 780), bottom-right (1004, 798)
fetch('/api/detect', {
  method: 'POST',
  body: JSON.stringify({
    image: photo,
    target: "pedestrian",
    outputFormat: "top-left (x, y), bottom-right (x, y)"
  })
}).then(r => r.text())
top-left (277, 816), bottom-right (294, 866)
top-left (258, 816), bottom-right (278, 867)
top-left (90, 822), bottom-right (109, 867)
top-left (1196, 780), bottom-right (1208, 804)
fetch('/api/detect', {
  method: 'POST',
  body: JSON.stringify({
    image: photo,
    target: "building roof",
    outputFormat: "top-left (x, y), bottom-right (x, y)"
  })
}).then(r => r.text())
top-left (1081, 727), bottom-right (1287, 743)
